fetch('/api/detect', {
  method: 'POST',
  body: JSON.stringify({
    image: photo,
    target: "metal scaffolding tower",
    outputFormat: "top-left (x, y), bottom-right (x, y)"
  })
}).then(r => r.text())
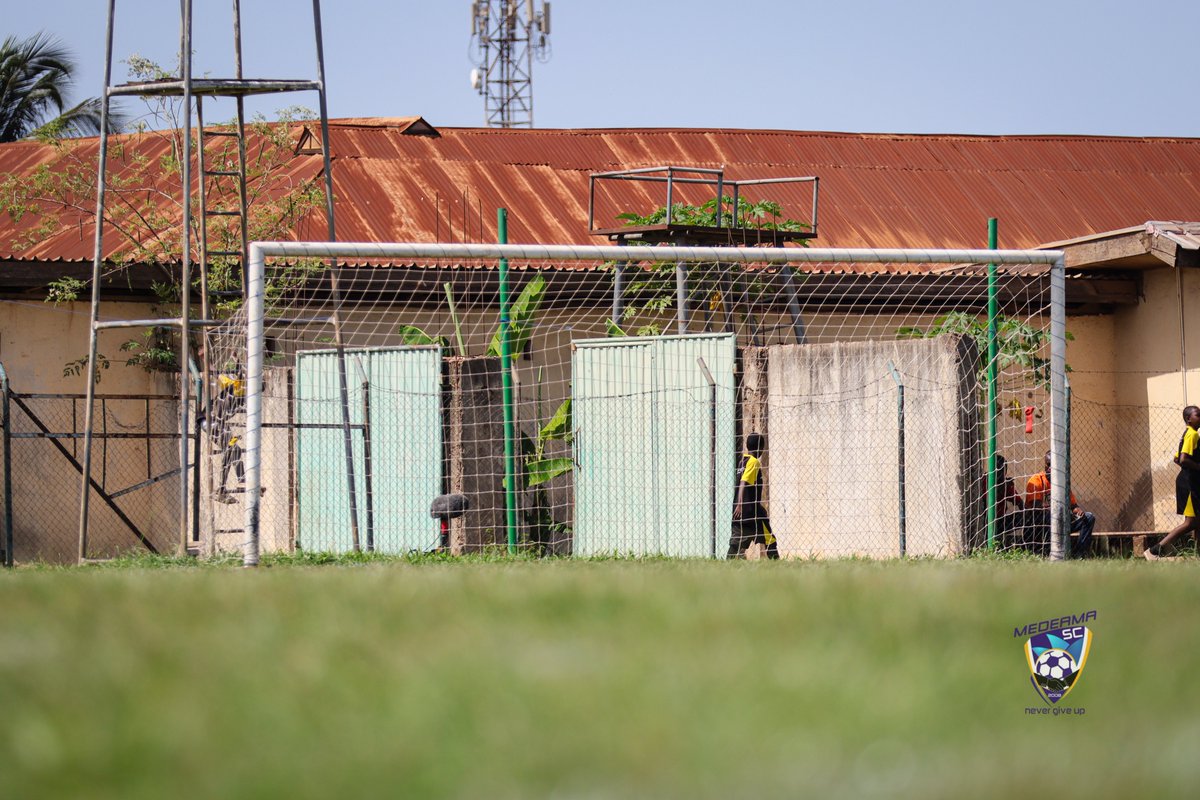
top-left (78, 0), bottom-right (357, 563)
top-left (470, 1), bottom-right (551, 128)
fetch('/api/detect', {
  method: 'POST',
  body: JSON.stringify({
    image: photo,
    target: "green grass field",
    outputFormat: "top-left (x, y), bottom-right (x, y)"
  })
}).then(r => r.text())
top-left (1, 556), bottom-right (1198, 799)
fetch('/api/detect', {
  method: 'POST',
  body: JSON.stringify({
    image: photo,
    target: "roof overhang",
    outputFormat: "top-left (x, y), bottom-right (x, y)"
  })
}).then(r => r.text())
top-left (1039, 221), bottom-right (1200, 270)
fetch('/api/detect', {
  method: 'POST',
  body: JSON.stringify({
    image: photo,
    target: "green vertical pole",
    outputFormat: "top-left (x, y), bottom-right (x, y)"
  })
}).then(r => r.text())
top-left (498, 208), bottom-right (518, 553)
top-left (1065, 377), bottom-right (1072, 558)
top-left (986, 218), bottom-right (999, 550)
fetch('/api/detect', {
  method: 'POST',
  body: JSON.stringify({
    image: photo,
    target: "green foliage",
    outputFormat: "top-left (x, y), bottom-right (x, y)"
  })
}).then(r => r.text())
top-left (524, 455), bottom-right (575, 488)
top-left (486, 273), bottom-right (546, 358)
top-left (58, 546), bottom-right (549, 570)
top-left (150, 280), bottom-right (179, 304)
top-left (538, 396), bottom-right (572, 443)
top-left (120, 329), bottom-right (178, 372)
top-left (898, 311), bottom-right (1071, 389)
top-left (402, 273), bottom-right (549, 361)
top-left (616, 195), bottom-right (811, 232)
top-left (62, 352), bottom-right (109, 384)
top-left (524, 398), bottom-right (575, 489)
top-left (124, 54), bottom-right (174, 82)
top-left (396, 324), bottom-right (449, 349)
top-left (44, 276), bottom-right (85, 305)
top-left (0, 32), bottom-right (124, 142)
top-left (620, 265), bottom-right (766, 340)
top-left (507, 396), bottom-right (574, 551)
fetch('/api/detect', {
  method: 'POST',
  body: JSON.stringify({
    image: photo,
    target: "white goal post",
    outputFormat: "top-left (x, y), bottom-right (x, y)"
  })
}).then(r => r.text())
top-left (241, 242), bottom-right (1067, 567)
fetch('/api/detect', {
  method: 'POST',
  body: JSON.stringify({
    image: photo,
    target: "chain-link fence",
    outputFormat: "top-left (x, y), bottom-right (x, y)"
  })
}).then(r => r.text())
top-left (0, 388), bottom-right (188, 564)
top-left (1070, 398), bottom-right (1185, 538)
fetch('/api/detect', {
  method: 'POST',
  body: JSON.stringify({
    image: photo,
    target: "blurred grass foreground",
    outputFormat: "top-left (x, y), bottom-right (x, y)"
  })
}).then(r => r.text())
top-left (1, 557), bottom-right (1198, 799)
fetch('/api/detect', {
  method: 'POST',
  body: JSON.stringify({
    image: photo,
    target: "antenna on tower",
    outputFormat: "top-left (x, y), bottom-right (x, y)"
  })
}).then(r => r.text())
top-left (469, 1), bottom-right (551, 128)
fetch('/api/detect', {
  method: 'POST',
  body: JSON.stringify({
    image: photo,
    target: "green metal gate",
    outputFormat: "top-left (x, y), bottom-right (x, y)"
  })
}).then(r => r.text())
top-left (572, 334), bottom-right (736, 557)
top-left (296, 346), bottom-right (442, 554)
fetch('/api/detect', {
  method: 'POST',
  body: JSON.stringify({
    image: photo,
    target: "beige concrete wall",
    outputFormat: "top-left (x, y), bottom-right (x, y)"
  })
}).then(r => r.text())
top-left (762, 336), bottom-right (980, 558)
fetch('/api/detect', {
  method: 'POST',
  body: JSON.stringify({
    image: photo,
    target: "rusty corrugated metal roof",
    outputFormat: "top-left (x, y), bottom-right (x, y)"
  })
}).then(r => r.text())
top-left (8, 119), bottom-right (1200, 271)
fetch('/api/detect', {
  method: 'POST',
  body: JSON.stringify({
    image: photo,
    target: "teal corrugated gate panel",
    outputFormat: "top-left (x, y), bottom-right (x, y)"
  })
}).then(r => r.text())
top-left (653, 335), bottom-right (737, 557)
top-left (573, 340), bottom-right (654, 556)
top-left (296, 347), bottom-right (442, 554)
top-left (296, 351), bottom-right (348, 550)
top-left (573, 334), bottom-right (735, 557)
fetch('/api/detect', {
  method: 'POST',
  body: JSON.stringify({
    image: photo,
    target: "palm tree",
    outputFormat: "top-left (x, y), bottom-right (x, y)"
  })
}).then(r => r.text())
top-left (0, 32), bottom-right (121, 143)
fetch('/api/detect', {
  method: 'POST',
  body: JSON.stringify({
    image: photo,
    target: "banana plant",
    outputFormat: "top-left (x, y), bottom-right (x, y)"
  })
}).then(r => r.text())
top-left (523, 398), bottom-right (573, 487)
top-left (396, 272), bottom-right (547, 359)
top-left (514, 396), bottom-right (573, 553)
top-left (486, 273), bottom-right (546, 359)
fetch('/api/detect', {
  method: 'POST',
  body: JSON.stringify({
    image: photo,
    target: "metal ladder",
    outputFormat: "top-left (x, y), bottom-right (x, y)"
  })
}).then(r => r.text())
top-left (78, 0), bottom-right (345, 562)
top-left (196, 103), bottom-right (250, 307)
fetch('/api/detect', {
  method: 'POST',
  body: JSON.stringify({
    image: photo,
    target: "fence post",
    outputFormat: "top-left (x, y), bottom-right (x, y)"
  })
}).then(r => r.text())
top-left (189, 359), bottom-right (202, 549)
top-left (1065, 376), bottom-right (1072, 558)
top-left (1, 362), bottom-right (12, 567)
top-left (780, 267), bottom-right (808, 344)
top-left (355, 357), bottom-right (375, 553)
top-left (888, 361), bottom-right (906, 557)
top-left (675, 261), bottom-right (689, 334)
top-left (697, 358), bottom-right (718, 559)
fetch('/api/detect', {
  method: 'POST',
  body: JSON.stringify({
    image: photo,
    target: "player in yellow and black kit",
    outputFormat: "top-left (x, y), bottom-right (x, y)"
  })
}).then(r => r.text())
top-left (203, 371), bottom-right (247, 504)
top-left (728, 432), bottom-right (779, 559)
top-left (1147, 405), bottom-right (1200, 559)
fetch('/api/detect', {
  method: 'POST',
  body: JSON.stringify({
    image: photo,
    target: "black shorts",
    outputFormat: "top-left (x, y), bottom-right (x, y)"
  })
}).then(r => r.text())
top-left (1177, 469), bottom-right (1200, 516)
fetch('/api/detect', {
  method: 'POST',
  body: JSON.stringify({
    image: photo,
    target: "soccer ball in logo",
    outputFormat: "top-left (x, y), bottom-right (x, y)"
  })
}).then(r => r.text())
top-left (1034, 649), bottom-right (1076, 690)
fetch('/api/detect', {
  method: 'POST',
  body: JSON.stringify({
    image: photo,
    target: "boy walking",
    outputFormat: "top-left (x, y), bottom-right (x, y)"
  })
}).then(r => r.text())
top-left (1146, 405), bottom-right (1200, 560)
top-left (728, 432), bottom-right (779, 559)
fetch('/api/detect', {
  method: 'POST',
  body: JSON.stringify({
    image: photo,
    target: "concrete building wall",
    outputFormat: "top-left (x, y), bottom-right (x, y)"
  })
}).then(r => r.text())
top-left (1102, 266), bottom-right (1200, 530)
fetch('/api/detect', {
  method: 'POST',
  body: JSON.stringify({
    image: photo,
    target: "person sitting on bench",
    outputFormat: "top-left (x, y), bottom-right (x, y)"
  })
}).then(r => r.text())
top-left (1025, 451), bottom-right (1096, 558)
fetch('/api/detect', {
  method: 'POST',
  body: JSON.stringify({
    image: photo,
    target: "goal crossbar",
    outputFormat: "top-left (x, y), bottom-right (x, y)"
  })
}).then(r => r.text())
top-left (249, 241), bottom-right (1063, 266)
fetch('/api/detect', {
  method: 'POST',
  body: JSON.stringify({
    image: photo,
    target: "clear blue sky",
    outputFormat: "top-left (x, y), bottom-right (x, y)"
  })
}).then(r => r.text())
top-left (7, 0), bottom-right (1199, 136)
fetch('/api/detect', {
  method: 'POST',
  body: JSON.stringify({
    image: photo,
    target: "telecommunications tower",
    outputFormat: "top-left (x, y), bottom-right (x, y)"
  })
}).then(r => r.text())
top-left (469, 1), bottom-right (551, 128)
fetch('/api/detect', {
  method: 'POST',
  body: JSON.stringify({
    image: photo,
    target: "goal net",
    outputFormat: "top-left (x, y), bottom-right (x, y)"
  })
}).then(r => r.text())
top-left (201, 243), bottom-right (1067, 565)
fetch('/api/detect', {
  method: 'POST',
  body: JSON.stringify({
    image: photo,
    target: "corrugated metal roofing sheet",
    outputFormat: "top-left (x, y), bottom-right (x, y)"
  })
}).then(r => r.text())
top-left (9, 119), bottom-right (1200, 270)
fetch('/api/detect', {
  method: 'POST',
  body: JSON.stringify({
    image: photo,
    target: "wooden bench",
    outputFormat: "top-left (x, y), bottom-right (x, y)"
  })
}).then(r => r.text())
top-left (1002, 519), bottom-right (1163, 556)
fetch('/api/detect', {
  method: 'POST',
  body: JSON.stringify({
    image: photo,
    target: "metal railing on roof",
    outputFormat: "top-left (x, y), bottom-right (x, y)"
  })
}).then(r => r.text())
top-left (587, 166), bottom-right (819, 243)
